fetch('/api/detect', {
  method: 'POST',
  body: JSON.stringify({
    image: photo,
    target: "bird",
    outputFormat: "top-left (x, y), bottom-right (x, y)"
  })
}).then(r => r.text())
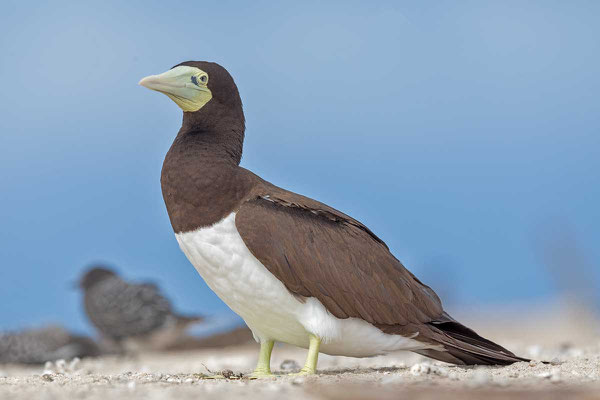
top-left (0, 325), bottom-right (99, 364)
top-left (139, 61), bottom-right (528, 376)
top-left (78, 266), bottom-right (204, 352)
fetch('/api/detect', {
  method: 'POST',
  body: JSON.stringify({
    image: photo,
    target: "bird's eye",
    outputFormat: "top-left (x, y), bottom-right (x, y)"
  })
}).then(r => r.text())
top-left (190, 75), bottom-right (208, 86)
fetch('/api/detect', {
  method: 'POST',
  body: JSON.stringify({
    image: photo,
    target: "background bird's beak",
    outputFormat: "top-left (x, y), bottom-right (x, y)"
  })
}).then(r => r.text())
top-left (139, 66), bottom-right (212, 112)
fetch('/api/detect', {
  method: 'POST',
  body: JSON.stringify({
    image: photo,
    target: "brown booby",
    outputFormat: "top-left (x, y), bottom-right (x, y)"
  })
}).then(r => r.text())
top-left (139, 61), bottom-right (527, 376)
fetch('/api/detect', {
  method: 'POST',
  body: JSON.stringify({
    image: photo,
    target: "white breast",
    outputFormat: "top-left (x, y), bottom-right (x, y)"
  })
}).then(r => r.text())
top-left (175, 212), bottom-right (433, 357)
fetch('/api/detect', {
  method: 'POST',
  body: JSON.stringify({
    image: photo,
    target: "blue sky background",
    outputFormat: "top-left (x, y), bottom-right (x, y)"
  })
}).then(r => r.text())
top-left (1, 1), bottom-right (598, 335)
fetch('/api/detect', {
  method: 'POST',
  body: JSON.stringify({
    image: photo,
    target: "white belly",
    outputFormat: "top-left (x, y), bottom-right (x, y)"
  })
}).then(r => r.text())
top-left (175, 212), bottom-right (432, 357)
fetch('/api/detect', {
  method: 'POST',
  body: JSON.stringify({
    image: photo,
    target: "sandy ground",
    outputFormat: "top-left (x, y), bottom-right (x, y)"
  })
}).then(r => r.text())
top-left (1, 305), bottom-right (600, 400)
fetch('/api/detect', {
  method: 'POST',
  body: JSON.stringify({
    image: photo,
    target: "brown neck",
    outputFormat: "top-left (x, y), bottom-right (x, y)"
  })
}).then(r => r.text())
top-left (178, 99), bottom-right (245, 165)
top-left (161, 104), bottom-right (252, 232)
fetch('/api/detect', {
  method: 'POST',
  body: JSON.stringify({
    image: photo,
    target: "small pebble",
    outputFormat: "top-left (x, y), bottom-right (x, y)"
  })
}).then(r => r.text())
top-left (410, 363), bottom-right (431, 376)
top-left (69, 357), bottom-right (81, 371)
top-left (41, 373), bottom-right (54, 382)
top-left (55, 359), bottom-right (67, 373)
top-left (127, 381), bottom-right (136, 391)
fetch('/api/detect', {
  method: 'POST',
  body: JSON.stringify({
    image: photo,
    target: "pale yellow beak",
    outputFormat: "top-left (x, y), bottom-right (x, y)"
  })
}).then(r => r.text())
top-left (139, 65), bottom-right (212, 112)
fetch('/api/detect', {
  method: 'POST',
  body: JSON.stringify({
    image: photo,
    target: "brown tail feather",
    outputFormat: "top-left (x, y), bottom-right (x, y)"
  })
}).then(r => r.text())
top-left (415, 314), bottom-right (529, 365)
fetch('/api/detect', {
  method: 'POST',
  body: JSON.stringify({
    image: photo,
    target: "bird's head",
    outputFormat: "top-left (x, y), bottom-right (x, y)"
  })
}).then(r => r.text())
top-left (139, 61), bottom-right (243, 131)
top-left (78, 266), bottom-right (117, 290)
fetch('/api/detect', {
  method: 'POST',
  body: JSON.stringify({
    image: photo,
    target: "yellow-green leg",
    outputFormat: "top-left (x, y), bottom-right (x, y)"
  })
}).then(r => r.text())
top-left (249, 340), bottom-right (275, 378)
top-left (290, 334), bottom-right (321, 375)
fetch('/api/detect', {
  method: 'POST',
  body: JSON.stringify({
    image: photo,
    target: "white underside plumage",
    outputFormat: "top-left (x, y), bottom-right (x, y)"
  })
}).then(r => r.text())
top-left (176, 212), bottom-right (435, 357)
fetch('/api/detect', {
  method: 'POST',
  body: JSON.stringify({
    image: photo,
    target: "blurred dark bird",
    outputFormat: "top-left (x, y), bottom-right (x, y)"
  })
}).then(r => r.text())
top-left (0, 325), bottom-right (100, 364)
top-left (78, 266), bottom-right (203, 352)
top-left (139, 61), bottom-right (528, 376)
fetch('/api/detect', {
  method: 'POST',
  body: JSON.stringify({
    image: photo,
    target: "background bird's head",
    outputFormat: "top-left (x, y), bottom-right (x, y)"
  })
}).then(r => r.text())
top-left (78, 266), bottom-right (117, 290)
top-left (139, 61), bottom-right (244, 134)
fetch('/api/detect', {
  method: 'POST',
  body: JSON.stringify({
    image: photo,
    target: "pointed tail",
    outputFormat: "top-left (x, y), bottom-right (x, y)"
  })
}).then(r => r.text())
top-left (415, 313), bottom-right (529, 365)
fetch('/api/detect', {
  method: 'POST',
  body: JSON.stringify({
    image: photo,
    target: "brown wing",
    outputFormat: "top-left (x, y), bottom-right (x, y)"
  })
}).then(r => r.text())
top-left (235, 189), bottom-right (444, 327)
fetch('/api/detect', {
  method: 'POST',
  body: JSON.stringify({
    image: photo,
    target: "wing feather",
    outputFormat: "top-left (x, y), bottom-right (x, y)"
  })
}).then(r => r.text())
top-left (235, 193), bottom-right (444, 328)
